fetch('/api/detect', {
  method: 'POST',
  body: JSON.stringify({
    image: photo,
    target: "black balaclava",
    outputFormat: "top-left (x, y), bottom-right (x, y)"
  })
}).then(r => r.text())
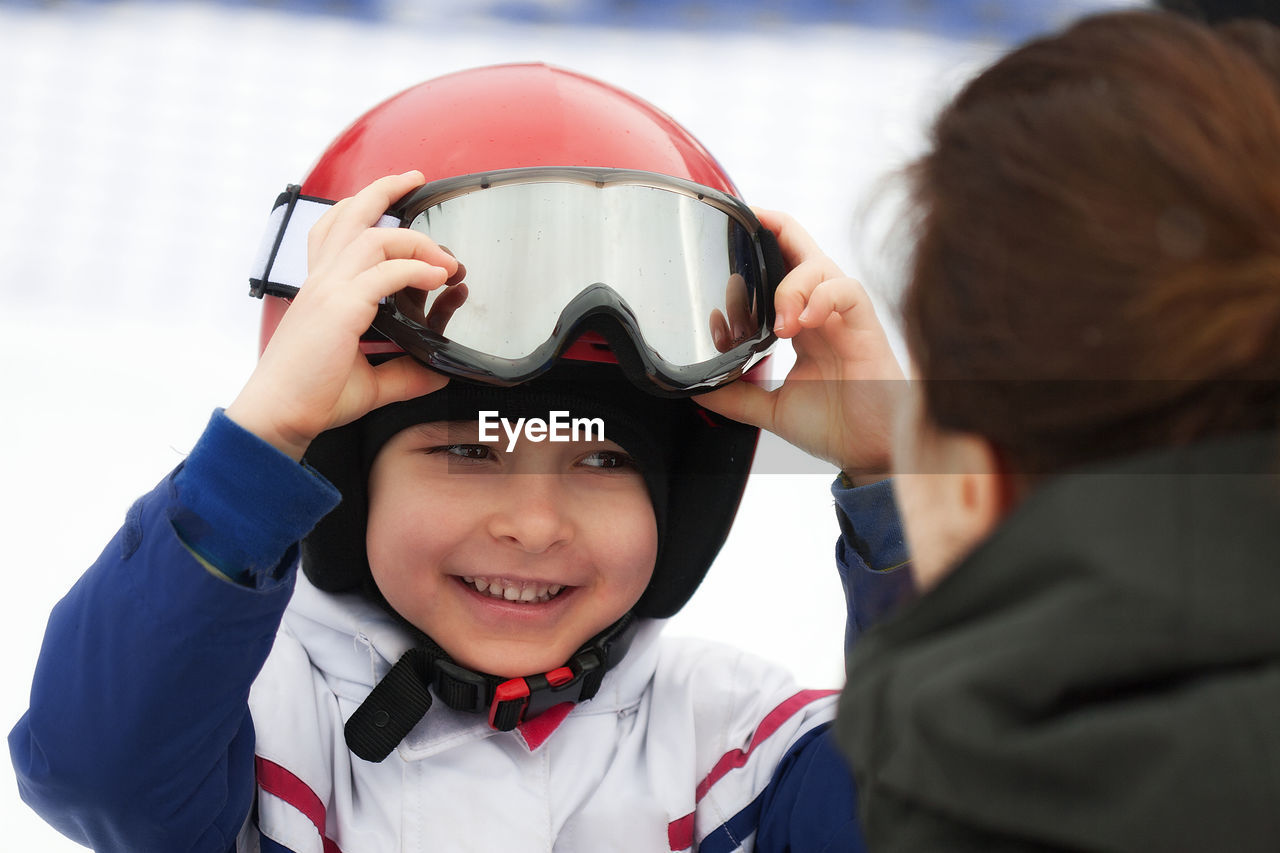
top-left (301, 360), bottom-right (757, 760)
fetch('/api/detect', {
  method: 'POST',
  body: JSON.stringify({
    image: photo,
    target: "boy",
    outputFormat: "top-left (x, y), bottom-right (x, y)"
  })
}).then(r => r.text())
top-left (11, 64), bottom-right (908, 851)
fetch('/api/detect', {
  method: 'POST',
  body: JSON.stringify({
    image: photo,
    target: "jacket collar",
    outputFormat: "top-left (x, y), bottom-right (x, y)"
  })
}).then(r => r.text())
top-left (284, 573), bottom-right (664, 759)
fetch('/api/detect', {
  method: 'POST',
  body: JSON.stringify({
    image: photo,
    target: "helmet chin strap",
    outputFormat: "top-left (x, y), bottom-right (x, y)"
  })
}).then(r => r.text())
top-left (344, 613), bottom-right (639, 762)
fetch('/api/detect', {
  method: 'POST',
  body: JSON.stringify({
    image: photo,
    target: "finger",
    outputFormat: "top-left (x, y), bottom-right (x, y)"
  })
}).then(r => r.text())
top-left (447, 262), bottom-right (467, 287)
top-left (369, 356), bottom-right (451, 411)
top-left (347, 226), bottom-right (457, 273)
top-left (709, 308), bottom-right (732, 353)
top-left (772, 258), bottom-right (834, 338)
top-left (723, 273), bottom-right (754, 342)
top-left (437, 245), bottom-right (468, 287)
top-left (296, 259), bottom-right (451, 341)
top-left (351, 258), bottom-right (453, 306)
top-left (394, 280), bottom-right (430, 322)
top-left (693, 381), bottom-right (777, 432)
top-left (309, 171), bottom-right (426, 267)
top-left (308, 197), bottom-right (352, 265)
top-left (797, 277), bottom-right (866, 327)
top-left (315, 228), bottom-right (457, 300)
top-left (425, 282), bottom-right (469, 333)
top-left (325, 171), bottom-right (425, 249)
top-left (753, 208), bottom-right (839, 274)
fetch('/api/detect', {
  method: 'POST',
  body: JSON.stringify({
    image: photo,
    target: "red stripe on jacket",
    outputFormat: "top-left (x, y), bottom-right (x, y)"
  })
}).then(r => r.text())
top-left (668, 689), bottom-right (838, 850)
top-left (255, 755), bottom-right (345, 853)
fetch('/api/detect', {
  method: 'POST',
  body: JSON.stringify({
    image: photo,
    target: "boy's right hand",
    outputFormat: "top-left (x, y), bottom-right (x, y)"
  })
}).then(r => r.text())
top-left (225, 172), bottom-right (456, 461)
top-left (695, 209), bottom-right (904, 483)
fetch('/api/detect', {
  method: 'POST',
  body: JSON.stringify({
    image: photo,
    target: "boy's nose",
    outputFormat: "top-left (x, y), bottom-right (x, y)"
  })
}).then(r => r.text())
top-left (486, 474), bottom-right (574, 553)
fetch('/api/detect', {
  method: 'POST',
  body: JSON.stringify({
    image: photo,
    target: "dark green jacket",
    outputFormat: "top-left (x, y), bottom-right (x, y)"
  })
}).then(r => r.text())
top-left (838, 432), bottom-right (1280, 853)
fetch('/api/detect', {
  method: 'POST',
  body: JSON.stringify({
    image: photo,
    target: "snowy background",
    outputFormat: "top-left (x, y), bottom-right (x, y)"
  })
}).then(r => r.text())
top-left (2, 0), bottom-right (1139, 847)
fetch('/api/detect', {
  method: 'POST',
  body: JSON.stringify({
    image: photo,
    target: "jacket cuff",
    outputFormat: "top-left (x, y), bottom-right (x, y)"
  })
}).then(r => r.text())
top-left (832, 478), bottom-right (908, 574)
top-left (170, 409), bottom-right (342, 583)
top-left (831, 477), bottom-right (914, 645)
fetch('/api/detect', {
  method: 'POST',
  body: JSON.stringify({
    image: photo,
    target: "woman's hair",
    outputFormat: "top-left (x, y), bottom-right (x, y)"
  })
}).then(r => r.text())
top-left (902, 10), bottom-right (1280, 477)
top-left (1157, 0), bottom-right (1280, 26)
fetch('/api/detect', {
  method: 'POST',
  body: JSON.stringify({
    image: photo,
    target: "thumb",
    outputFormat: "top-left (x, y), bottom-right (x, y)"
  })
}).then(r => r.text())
top-left (693, 381), bottom-right (777, 431)
top-left (370, 356), bottom-right (451, 409)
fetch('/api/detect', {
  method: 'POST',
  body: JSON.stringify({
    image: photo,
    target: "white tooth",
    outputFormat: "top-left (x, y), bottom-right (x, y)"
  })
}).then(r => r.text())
top-left (549, 584), bottom-right (563, 596)
top-left (504, 585), bottom-right (520, 601)
top-left (474, 578), bottom-right (489, 593)
top-left (463, 576), bottom-right (474, 584)
top-left (534, 583), bottom-right (549, 600)
top-left (519, 586), bottom-right (537, 602)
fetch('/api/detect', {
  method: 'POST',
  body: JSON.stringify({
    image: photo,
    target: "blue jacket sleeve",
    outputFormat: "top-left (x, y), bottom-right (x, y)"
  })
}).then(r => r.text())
top-left (8, 410), bottom-right (341, 853)
top-left (755, 725), bottom-right (868, 853)
top-left (754, 477), bottom-right (912, 852)
top-left (831, 477), bottom-right (915, 648)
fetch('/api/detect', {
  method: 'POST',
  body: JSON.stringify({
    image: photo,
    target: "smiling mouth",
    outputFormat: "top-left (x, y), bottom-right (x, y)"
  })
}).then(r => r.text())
top-left (460, 575), bottom-right (568, 604)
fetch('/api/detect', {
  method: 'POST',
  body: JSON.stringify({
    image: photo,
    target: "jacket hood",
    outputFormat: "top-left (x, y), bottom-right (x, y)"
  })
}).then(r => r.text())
top-left (838, 431), bottom-right (1280, 853)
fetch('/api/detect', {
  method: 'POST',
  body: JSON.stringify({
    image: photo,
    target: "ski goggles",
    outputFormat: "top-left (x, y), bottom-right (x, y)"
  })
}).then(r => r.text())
top-left (249, 168), bottom-right (784, 395)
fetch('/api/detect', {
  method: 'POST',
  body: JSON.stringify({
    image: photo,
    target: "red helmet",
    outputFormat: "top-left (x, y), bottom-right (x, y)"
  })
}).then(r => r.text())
top-left (304, 63), bottom-right (736, 195)
top-left (260, 62), bottom-right (745, 355)
top-left (266, 63), bottom-right (761, 623)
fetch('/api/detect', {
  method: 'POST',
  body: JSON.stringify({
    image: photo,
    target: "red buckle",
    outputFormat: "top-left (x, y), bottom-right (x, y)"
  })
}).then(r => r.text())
top-left (489, 678), bottom-right (530, 730)
top-left (488, 668), bottom-right (576, 730)
top-left (546, 666), bottom-right (574, 688)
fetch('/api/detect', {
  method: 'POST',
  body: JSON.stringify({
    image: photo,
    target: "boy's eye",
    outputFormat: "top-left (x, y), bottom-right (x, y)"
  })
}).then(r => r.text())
top-left (427, 444), bottom-right (492, 461)
top-left (580, 450), bottom-right (637, 470)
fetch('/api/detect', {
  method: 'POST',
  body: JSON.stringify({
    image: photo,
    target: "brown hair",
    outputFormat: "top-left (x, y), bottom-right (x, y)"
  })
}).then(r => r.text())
top-left (903, 10), bottom-right (1280, 477)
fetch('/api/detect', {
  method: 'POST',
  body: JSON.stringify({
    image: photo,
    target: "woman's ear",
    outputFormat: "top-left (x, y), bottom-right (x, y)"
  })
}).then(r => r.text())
top-left (892, 380), bottom-right (1019, 591)
top-left (901, 430), bottom-right (1011, 592)
top-left (954, 433), bottom-right (1014, 543)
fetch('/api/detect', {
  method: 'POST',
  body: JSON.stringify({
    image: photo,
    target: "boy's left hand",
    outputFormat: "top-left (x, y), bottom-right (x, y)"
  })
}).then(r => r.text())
top-left (695, 209), bottom-right (904, 480)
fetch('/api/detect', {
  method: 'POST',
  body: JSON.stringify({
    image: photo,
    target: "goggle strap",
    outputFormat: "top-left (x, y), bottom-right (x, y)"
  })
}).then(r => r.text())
top-left (248, 185), bottom-right (398, 299)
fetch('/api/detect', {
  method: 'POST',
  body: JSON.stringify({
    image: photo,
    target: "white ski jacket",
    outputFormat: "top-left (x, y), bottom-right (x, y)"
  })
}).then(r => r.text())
top-left (248, 573), bottom-right (838, 852)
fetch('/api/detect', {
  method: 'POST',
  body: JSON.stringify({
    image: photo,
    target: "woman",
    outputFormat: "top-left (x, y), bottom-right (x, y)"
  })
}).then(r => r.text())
top-left (838, 11), bottom-right (1280, 853)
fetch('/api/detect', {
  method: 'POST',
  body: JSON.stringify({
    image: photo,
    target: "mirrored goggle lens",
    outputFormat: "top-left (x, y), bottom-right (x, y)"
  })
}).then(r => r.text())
top-left (387, 176), bottom-right (770, 369)
top-left (247, 171), bottom-right (777, 391)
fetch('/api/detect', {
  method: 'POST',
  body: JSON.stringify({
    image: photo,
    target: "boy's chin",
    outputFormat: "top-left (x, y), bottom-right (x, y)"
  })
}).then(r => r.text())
top-left (447, 640), bottom-right (581, 680)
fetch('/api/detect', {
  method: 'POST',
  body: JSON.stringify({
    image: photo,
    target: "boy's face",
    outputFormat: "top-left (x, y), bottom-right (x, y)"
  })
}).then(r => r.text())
top-left (366, 420), bottom-right (658, 678)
